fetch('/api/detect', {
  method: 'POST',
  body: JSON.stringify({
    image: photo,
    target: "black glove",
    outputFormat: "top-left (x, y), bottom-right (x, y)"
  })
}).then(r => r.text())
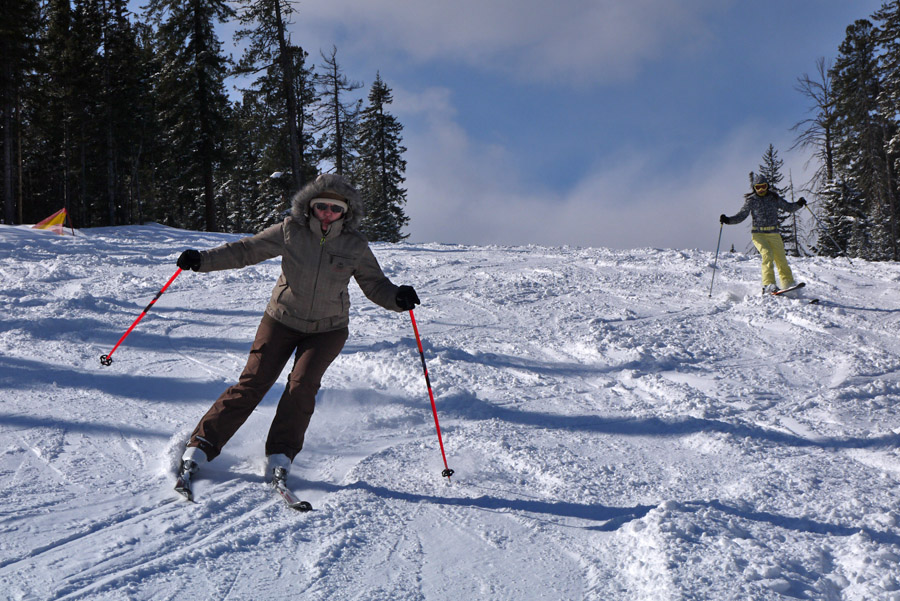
top-left (177, 249), bottom-right (202, 271)
top-left (396, 285), bottom-right (420, 311)
top-left (719, 214), bottom-right (728, 225)
top-left (797, 197), bottom-right (807, 207)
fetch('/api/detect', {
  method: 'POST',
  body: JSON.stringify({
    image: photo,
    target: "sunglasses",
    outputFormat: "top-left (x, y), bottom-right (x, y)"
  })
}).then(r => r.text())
top-left (312, 202), bottom-right (346, 214)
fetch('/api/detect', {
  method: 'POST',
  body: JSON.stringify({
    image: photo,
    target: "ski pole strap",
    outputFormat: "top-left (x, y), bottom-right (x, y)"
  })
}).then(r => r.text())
top-left (100, 268), bottom-right (183, 366)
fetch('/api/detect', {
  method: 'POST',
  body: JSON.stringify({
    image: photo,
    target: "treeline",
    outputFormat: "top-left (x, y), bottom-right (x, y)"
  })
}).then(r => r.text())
top-left (0, 0), bottom-right (409, 241)
top-left (794, 2), bottom-right (900, 261)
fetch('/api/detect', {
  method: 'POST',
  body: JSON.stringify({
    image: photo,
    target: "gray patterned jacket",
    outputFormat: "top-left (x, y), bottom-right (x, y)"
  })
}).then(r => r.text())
top-left (723, 191), bottom-right (803, 233)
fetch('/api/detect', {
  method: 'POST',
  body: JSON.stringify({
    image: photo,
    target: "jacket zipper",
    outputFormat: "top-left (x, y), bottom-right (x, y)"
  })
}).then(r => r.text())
top-left (306, 236), bottom-right (327, 321)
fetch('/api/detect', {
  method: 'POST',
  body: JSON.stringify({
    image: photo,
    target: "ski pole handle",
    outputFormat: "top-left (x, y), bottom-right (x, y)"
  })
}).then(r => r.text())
top-left (100, 268), bottom-right (183, 366)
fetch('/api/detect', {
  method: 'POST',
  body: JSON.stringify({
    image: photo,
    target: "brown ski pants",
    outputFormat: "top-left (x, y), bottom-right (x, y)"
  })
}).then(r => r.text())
top-left (188, 313), bottom-right (348, 462)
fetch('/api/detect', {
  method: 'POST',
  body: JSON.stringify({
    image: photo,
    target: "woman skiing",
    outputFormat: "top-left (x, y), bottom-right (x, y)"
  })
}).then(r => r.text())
top-left (173, 173), bottom-right (420, 502)
top-left (720, 174), bottom-right (807, 294)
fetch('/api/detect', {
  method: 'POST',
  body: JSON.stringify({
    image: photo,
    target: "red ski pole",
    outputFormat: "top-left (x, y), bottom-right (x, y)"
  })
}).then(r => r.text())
top-left (409, 309), bottom-right (454, 483)
top-left (100, 268), bottom-right (183, 366)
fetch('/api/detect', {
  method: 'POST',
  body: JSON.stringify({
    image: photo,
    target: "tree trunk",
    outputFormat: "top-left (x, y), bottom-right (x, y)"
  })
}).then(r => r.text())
top-left (193, 2), bottom-right (217, 232)
top-left (274, 0), bottom-right (302, 191)
top-left (333, 77), bottom-right (342, 175)
top-left (2, 60), bottom-right (14, 224)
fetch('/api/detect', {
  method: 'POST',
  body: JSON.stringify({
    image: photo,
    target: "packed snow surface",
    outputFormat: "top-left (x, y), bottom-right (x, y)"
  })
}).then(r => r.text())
top-left (1, 223), bottom-right (899, 600)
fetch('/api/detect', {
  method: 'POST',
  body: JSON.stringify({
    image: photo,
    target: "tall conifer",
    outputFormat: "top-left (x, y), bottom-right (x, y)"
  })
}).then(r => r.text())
top-left (316, 46), bottom-right (361, 177)
top-left (830, 19), bottom-right (892, 260)
top-left (357, 73), bottom-right (408, 242)
top-left (873, 1), bottom-right (900, 260)
top-left (146, 0), bottom-right (233, 231)
top-left (0, 0), bottom-right (40, 224)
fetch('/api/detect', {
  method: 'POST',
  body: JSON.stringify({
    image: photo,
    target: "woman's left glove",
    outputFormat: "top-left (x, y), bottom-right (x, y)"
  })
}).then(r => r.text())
top-left (396, 285), bottom-right (421, 310)
top-left (177, 249), bottom-right (202, 271)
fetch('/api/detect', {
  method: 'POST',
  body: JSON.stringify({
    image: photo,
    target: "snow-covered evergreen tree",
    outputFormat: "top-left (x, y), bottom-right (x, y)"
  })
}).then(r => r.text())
top-left (237, 44), bottom-right (319, 201)
top-left (830, 19), bottom-right (893, 260)
top-left (1, 0), bottom-right (39, 224)
top-left (873, 1), bottom-right (900, 260)
top-left (356, 74), bottom-right (408, 242)
top-left (146, 0), bottom-right (233, 232)
top-left (815, 179), bottom-right (860, 258)
top-left (234, 0), bottom-right (306, 192)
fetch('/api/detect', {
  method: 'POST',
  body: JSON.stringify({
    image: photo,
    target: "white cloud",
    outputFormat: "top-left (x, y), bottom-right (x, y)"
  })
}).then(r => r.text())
top-left (397, 88), bottom-right (815, 252)
top-left (293, 0), bottom-right (728, 84)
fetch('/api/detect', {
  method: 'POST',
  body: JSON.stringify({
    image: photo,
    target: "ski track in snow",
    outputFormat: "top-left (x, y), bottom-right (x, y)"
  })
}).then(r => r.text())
top-left (1, 223), bottom-right (899, 600)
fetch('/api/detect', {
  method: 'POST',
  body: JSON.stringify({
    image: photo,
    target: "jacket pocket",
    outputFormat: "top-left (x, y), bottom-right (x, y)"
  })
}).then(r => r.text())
top-left (327, 252), bottom-right (356, 273)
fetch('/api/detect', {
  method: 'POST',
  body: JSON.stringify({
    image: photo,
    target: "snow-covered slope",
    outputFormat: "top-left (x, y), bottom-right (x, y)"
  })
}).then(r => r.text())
top-left (1, 223), bottom-right (899, 601)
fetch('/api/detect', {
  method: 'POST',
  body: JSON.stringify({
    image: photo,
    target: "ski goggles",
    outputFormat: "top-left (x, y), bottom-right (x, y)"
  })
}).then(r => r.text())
top-left (312, 202), bottom-right (346, 214)
top-left (754, 183), bottom-right (769, 193)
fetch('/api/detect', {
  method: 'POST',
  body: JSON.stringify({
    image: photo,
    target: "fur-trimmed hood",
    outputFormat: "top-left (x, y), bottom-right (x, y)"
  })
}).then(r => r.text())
top-left (290, 173), bottom-right (365, 232)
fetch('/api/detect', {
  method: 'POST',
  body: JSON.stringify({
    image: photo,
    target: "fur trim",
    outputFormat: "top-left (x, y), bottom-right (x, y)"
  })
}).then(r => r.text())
top-left (291, 174), bottom-right (364, 231)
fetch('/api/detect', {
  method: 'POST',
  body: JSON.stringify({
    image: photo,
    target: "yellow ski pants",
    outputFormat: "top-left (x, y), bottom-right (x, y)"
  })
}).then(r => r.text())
top-left (751, 232), bottom-right (795, 289)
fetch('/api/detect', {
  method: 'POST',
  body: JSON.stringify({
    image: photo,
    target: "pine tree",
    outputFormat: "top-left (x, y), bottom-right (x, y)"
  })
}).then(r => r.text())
top-left (122, 21), bottom-right (161, 226)
top-left (228, 90), bottom-right (289, 232)
top-left (873, 1), bottom-right (900, 260)
top-left (234, 0), bottom-right (305, 192)
top-left (815, 179), bottom-right (862, 257)
top-left (94, 0), bottom-right (156, 226)
top-left (290, 46), bottom-right (322, 186)
top-left (316, 46), bottom-right (361, 177)
top-left (146, 0), bottom-right (233, 232)
top-left (0, 0), bottom-right (40, 224)
top-left (23, 0), bottom-right (69, 224)
top-left (830, 19), bottom-right (893, 260)
top-left (357, 73), bottom-right (408, 242)
top-left (25, 0), bottom-right (107, 227)
top-left (237, 44), bottom-right (319, 203)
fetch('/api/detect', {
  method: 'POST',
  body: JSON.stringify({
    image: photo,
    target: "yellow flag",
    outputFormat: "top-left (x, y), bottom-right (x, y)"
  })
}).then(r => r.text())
top-left (32, 208), bottom-right (68, 234)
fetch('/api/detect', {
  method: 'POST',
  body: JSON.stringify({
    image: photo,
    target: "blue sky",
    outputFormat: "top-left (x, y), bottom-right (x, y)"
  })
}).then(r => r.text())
top-left (230, 1), bottom-right (885, 250)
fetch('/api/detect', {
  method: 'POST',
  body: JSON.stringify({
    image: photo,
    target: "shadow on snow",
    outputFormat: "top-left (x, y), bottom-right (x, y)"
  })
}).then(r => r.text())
top-left (440, 391), bottom-right (900, 451)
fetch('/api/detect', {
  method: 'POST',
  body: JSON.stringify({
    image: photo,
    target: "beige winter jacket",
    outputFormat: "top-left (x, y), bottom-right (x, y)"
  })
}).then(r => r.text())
top-left (197, 174), bottom-right (402, 333)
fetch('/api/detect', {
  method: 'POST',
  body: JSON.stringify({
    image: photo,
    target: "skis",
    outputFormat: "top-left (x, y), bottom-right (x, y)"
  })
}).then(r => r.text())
top-left (174, 466), bottom-right (312, 512)
top-left (771, 282), bottom-right (806, 296)
top-left (270, 478), bottom-right (313, 512)
top-left (174, 460), bottom-right (197, 502)
top-left (769, 282), bottom-right (819, 305)
top-left (174, 475), bottom-right (194, 502)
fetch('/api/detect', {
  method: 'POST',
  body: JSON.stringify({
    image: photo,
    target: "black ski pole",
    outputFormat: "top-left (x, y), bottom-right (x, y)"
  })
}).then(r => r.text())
top-left (709, 222), bottom-right (724, 297)
top-left (805, 205), bottom-right (853, 265)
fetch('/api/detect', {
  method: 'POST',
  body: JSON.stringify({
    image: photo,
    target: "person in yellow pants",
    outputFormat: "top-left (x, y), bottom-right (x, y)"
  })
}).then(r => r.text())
top-left (751, 232), bottom-right (794, 291)
top-left (720, 174), bottom-right (806, 294)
